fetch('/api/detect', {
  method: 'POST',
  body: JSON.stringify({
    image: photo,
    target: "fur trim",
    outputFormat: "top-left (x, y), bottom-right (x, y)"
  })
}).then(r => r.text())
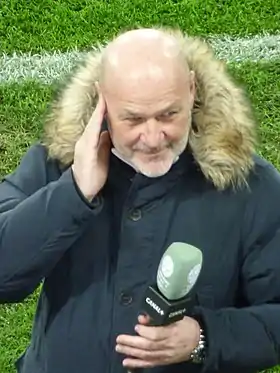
top-left (42, 30), bottom-right (257, 190)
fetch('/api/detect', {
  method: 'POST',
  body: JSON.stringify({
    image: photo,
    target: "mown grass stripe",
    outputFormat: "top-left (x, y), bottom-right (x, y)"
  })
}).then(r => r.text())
top-left (1, 34), bottom-right (280, 84)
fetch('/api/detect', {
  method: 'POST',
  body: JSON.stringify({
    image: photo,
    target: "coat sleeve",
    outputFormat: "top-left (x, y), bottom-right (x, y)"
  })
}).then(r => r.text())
top-left (193, 164), bottom-right (280, 372)
top-left (0, 144), bottom-right (103, 303)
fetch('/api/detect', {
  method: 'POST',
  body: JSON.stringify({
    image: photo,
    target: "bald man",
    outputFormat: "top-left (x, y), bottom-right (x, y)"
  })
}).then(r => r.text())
top-left (1, 28), bottom-right (280, 373)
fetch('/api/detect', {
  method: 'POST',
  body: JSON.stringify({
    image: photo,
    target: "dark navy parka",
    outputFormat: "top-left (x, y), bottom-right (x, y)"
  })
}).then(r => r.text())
top-left (1, 33), bottom-right (280, 373)
top-left (1, 143), bottom-right (280, 373)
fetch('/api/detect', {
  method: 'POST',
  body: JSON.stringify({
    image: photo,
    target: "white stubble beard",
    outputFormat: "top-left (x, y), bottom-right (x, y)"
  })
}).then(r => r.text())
top-left (110, 114), bottom-right (192, 178)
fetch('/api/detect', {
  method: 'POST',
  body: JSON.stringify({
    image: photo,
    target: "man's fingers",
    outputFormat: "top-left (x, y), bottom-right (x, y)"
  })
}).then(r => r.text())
top-left (83, 87), bottom-right (106, 144)
top-left (116, 343), bottom-right (164, 360)
top-left (123, 358), bottom-right (156, 369)
top-left (116, 334), bottom-right (163, 351)
top-left (135, 323), bottom-right (170, 341)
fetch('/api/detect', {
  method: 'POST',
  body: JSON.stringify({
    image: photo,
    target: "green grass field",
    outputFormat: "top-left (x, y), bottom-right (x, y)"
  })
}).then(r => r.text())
top-left (0, 0), bottom-right (280, 372)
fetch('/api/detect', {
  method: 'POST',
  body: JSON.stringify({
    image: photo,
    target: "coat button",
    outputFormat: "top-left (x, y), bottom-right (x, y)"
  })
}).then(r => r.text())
top-left (119, 292), bottom-right (133, 306)
top-left (129, 209), bottom-right (142, 221)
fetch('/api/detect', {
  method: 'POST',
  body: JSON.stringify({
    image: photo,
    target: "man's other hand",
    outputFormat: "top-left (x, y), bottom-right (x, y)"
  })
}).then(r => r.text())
top-left (116, 314), bottom-right (201, 369)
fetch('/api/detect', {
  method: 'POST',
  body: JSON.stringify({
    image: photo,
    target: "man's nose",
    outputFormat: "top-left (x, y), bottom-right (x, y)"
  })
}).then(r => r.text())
top-left (141, 119), bottom-right (164, 148)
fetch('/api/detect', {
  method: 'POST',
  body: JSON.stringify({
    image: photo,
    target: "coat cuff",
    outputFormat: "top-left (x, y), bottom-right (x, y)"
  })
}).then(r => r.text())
top-left (60, 168), bottom-right (104, 213)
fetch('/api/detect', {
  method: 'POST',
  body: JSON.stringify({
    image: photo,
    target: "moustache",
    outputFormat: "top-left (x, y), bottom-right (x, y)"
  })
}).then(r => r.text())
top-left (132, 143), bottom-right (171, 154)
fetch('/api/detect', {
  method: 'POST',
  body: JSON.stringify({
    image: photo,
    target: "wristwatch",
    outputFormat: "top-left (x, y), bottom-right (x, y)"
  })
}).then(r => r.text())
top-left (189, 327), bottom-right (206, 364)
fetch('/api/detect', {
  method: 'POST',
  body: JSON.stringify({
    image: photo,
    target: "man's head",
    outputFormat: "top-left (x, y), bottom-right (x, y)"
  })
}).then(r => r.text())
top-left (99, 28), bottom-right (195, 177)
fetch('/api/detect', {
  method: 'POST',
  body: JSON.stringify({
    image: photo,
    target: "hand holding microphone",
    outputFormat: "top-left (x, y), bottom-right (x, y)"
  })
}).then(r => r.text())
top-left (116, 242), bottom-right (204, 370)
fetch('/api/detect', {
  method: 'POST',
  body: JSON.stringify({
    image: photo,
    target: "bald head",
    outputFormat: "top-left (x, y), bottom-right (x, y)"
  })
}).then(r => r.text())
top-left (96, 29), bottom-right (195, 178)
top-left (99, 28), bottom-right (190, 91)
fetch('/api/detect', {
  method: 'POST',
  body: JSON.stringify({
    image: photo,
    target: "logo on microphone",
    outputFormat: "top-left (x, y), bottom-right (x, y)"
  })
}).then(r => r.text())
top-left (168, 308), bottom-right (186, 318)
top-left (161, 255), bottom-right (174, 278)
top-left (186, 263), bottom-right (202, 292)
top-left (145, 297), bottom-right (164, 315)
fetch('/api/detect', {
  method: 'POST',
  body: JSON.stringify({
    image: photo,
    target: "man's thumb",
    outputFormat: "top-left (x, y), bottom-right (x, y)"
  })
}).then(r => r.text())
top-left (138, 314), bottom-right (151, 325)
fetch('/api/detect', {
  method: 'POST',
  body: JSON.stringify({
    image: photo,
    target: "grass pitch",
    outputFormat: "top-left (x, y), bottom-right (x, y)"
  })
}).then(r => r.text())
top-left (0, 1), bottom-right (280, 372)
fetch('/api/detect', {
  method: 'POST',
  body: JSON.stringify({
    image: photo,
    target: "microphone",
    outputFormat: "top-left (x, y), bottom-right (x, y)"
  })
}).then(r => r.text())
top-left (127, 242), bottom-right (203, 372)
top-left (141, 241), bottom-right (203, 326)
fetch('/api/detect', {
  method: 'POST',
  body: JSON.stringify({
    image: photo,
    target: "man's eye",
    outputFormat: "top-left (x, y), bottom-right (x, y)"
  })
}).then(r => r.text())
top-left (125, 117), bottom-right (144, 125)
top-left (160, 110), bottom-right (178, 119)
top-left (130, 117), bottom-right (144, 123)
top-left (167, 110), bottom-right (178, 116)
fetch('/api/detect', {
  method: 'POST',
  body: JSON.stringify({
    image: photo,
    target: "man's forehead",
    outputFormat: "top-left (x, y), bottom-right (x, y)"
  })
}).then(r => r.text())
top-left (117, 101), bottom-right (183, 119)
top-left (102, 60), bottom-right (190, 101)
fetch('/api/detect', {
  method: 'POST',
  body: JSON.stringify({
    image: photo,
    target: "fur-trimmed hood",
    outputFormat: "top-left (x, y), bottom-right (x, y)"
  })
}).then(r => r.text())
top-left (42, 30), bottom-right (257, 191)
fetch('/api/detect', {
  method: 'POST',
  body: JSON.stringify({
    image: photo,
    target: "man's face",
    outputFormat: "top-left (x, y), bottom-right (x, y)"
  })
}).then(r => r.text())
top-left (103, 69), bottom-right (195, 178)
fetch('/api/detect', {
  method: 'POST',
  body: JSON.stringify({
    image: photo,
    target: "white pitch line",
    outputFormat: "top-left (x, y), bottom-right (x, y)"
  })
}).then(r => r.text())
top-left (0, 33), bottom-right (280, 84)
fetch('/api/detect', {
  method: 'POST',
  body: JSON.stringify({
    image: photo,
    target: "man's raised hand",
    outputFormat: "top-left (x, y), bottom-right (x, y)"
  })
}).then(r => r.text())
top-left (72, 87), bottom-right (111, 201)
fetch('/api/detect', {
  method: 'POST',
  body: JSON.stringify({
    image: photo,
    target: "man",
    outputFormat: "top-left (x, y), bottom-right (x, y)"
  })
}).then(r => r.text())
top-left (0, 27), bottom-right (280, 373)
